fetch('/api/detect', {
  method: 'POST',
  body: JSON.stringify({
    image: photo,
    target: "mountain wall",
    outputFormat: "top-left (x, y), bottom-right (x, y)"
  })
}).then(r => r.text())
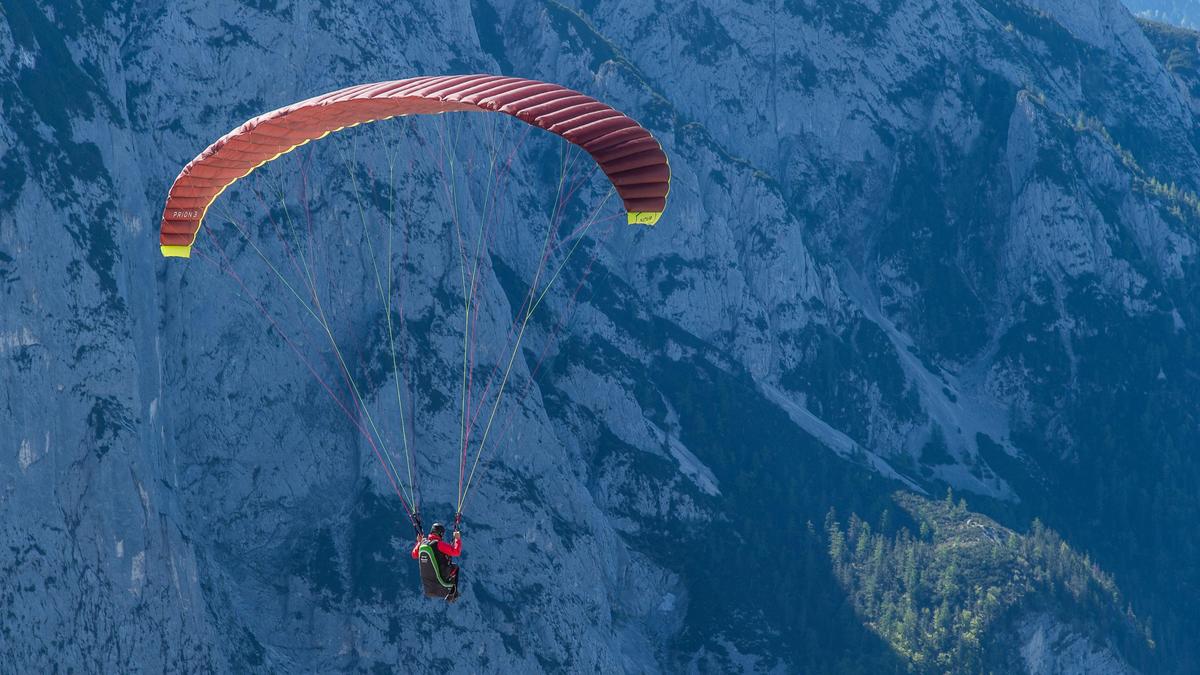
top-left (2, 0), bottom-right (1196, 672)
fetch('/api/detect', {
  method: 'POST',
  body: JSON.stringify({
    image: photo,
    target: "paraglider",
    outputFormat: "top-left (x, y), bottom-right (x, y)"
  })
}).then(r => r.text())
top-left (159, 74), bottom-right (669, 602)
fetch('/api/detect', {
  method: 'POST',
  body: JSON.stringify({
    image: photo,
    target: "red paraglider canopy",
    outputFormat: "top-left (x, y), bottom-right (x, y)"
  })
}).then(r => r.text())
top-left (159, 74), bottom-right (671, 257)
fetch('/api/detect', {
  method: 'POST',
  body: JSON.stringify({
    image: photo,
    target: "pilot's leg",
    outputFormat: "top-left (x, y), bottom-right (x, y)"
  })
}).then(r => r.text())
top-left (446, 565), bottom-right (461, 602)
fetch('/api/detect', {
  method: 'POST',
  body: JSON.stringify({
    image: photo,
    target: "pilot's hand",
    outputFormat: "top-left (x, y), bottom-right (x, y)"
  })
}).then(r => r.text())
top-left (453, 530), bottom-right (461, 541)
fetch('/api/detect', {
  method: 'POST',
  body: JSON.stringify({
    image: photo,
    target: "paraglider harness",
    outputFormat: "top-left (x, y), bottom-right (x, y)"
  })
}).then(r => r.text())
top-left (414, 516), bottom-right (460, 602)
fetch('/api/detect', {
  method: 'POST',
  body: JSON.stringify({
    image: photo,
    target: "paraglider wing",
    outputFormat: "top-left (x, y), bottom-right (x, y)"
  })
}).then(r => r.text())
top-left (159, 75), bottom-right (671, 257)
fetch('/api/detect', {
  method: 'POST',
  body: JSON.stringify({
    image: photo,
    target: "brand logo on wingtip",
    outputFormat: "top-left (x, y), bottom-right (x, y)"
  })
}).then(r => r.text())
top-left (170, 210), bottom-right (200, 220)
top-left (632, 212), bottom-right (659, 225)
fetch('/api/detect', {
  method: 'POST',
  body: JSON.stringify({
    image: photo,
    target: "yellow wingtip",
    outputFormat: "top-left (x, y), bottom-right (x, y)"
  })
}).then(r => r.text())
top-left (627, 211), bottom-right (662, 226)
top-left (161, 245), bottom-right (193, 258)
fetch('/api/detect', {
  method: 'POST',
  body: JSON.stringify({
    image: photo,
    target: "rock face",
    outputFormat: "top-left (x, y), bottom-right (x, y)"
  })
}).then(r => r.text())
top-left (1124, 0), bottom-right (1200, 27)
top-left (1018, 613), bottom-right (1138, 675)
top-left (1, 0), bottom-right (1197, 672)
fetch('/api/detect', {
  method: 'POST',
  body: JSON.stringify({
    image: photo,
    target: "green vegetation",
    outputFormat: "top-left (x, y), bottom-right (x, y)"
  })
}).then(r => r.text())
top-left (1138, 17), bottom-right (1200, 82)
top-left (827, 491), bottom-right (1153, 673)
top-left (1070, 110), bottom-right (1200, 221)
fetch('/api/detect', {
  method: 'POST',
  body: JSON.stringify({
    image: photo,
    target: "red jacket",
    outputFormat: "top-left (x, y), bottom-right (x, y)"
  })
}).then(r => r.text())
top-left (411, 533), bottom-right (461, 559)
